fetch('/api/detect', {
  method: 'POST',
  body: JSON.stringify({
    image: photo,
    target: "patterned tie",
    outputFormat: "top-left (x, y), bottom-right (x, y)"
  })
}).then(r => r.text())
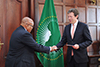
top-left (71, 24), bottom-right (75, 56)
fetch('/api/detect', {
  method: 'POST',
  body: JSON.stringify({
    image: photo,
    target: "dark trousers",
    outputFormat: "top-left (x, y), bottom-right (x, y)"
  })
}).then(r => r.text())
top-left (67, 56), bottom-right (87, 67)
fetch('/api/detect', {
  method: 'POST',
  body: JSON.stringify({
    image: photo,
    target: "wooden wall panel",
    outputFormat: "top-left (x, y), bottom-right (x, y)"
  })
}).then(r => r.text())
top-left (88, 8), bottom-right (96, 23)
top-left (65, 0), bottom-right (74, 4)
top-left (77, 7), bottom-right (86, 23)
top-left (0, 0), bottom-right (6, 67)
top-left (89, 26), bottom-right (97, 41)
top-left (98, 8), bottom-right (100, 23)
top-left (6, 0), bottom-right (21, 38)
top-left (55, 6), bottom-right (63, 22)
top-left (0, 0), bottom-right (5, 40)
top-left (76, 0), bottom-right (86, 5)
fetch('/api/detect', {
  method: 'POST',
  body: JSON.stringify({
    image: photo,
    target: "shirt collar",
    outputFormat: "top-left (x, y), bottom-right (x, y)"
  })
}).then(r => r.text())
top-left (71, 20), bottom-right (78, 26)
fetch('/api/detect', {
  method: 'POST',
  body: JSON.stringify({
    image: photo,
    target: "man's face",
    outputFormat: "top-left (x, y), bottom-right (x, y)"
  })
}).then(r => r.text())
top-left (26, 22), bottom-right (34, 33)
top-left (68, 12), bottom-right (78, 24)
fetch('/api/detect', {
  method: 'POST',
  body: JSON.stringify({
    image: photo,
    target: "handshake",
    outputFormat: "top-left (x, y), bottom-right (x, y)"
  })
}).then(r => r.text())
top-left (50, 46), bottom-right (58, 52)
top-left (50, 44), bottom-right (80, 52)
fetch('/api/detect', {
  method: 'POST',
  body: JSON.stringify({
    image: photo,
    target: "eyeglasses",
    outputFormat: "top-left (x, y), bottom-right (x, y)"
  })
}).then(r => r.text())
top-left (29, 24), bottom-right (33, 27)
top-left (26, 23), bottom-right (33, 27)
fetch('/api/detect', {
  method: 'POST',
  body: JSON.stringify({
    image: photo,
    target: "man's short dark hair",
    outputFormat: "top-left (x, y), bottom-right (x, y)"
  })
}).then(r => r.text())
top-left (67, 8), bottom-right (79, 19)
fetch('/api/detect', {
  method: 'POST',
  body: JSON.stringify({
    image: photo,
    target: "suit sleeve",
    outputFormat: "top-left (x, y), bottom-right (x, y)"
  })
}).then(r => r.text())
top-left (21, 33), bottom-right (50, 54)
top-left (79, 25), bottom-right (92, 49)
top-left (56, 27), bottom-right (67, 48)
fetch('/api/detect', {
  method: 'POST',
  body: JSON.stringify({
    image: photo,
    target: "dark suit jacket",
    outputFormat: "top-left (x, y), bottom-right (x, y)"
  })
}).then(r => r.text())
top-left (56, 21), bottom-right (92, 63)
top-left (5, 25), bottom-right (50, 67)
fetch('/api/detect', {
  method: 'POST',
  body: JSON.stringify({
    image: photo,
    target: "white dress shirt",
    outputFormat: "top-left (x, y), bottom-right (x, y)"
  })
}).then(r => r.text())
top-left (71, 20), bottom-right (78, 36)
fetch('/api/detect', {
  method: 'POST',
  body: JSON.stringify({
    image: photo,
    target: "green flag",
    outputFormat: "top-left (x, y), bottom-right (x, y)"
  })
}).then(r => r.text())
top-left (36, 0), bottom-right (64, 67)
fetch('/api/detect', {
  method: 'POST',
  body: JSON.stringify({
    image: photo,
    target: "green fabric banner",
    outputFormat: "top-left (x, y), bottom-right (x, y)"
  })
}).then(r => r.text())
top-left (36, 0), bottom-right (64, 67)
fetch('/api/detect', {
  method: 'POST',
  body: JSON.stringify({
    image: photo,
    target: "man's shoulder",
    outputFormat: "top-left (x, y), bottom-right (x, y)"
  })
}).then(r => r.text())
top-left (78, 21), bottom-right (87, 26)
top-left (13, 26), bottom-right (28, 35)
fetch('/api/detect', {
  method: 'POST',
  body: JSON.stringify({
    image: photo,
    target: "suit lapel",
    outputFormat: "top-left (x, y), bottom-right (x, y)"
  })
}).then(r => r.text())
top-left (73, 22), bottom-right (80, 40)
top-left (68, 24), bottom-right (72, 40)
top-left (67, 22), bottom-right (80, 40)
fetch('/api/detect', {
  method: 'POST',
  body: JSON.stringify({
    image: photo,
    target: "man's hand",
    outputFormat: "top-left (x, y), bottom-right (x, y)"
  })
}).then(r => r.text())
top-left (50, 46), bottom-right (57, 52)
top-left (72, 44), bottom-right (79, 49)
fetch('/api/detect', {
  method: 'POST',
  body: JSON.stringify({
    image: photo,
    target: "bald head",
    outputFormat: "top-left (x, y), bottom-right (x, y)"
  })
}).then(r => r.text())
top-left (21, 17), bottom-right (34, 32)
top-left (21, 17), bottom-right (34, 25)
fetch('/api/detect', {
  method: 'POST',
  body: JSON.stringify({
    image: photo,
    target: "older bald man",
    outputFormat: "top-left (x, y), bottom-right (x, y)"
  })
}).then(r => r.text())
top-left (5, 17), bottom-right (54, 67)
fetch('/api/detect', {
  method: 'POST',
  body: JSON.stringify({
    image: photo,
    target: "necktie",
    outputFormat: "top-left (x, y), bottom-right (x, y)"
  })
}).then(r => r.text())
top-left (71, 24), bottom-right (75, 56)
top-left (71, 24), bottom-right (75, 39)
